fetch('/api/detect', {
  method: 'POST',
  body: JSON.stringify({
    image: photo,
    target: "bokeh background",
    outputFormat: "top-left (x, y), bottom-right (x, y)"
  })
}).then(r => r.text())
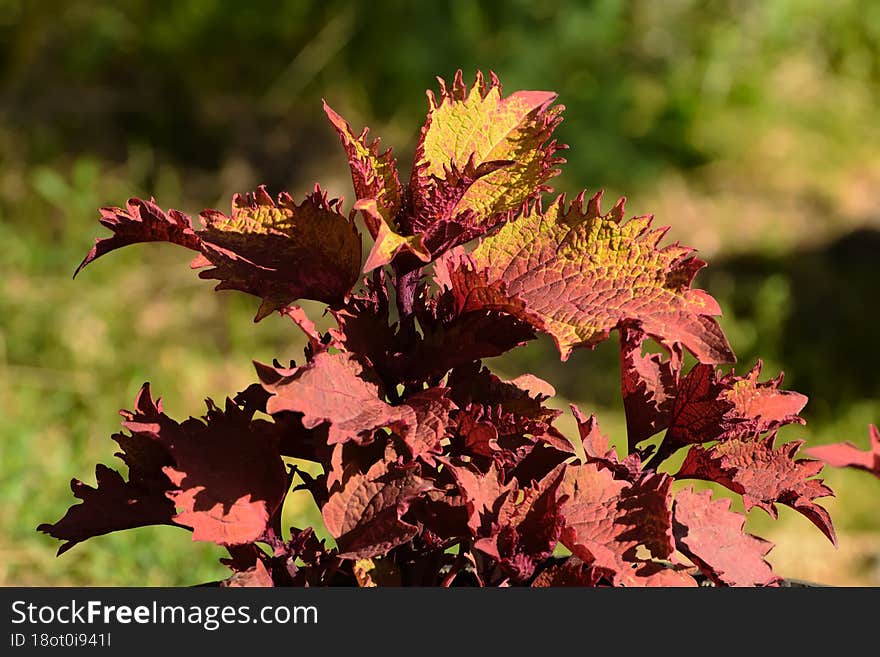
top-left (2, 0), bottom-right (878, 585)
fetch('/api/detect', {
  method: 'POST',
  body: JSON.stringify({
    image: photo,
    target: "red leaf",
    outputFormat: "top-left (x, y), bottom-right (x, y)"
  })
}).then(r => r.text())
top-left (258, 352), bottom-right (454, 460)
top-left (161, 397), bottom-right (288, 545)
top-left (410, 294), bottom-right (536, 382)
top-left (76, 186), bottom-right (361, 321)
top-left (221, 555), bottom-right (274, 588)
top-left (677, 435), bottom-right (836, 545)
top-left (321, 459), bottom-right (427, 559)
top-left (665, 364), bottom-right (735, 446)
top-left (402, 388), bottom-right (457, 462)
top-left (556, 462), bottom-right (681, 586)
top-left (443, 460), bottom-right (514, 535)
top-left (38, 384), bottom-right (179, 554)
top-left (619, 326), bottom-right (679, 449)
top-left (672, 487), bottom-right (779, 587)
top-left (257, 352), bottom-right (410, 445)
top-left (722, 360), bottom-right (807, 436)
top-left (403, 156), bottom-right (513, 261)
top-left (279, 305), bottom-right (328, 355)
top-left (74, 198), bottom-right (201, 277)
top-left (37, 464), bottom-right (176, 556)
top-left (473, 467), bottom-right (565, 583)
top-left (40, 382), bottom-right (287, 550)
top-left (531, 558), bottom-right (599, 587)
top-left (446, 364), bottom-right (570, 477)
top-left (805, 424), bottom-right (880, 479)
top-left (666, 360), bottom-right (807, 448)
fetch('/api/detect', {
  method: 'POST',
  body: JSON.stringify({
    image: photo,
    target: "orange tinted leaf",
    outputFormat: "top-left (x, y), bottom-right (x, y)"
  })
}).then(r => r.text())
top-left (447, 192), bottom-right (734, 363)
top-left (323, 101), bottom-right (402, 235)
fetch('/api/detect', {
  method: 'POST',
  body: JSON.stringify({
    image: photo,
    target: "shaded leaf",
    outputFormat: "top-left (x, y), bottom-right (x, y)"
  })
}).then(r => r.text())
top-left (161, 397), bottom-right (288, 545)
top-left (665, 364), bottom-right (735, 447)
top-left (38, 384), bottom-right (180, 554)
top-left (37, 464), bottom-right (176, 556)
top-left (805, 424), bottom-right (880, 478)
top-left (619, 326), bottom-right (679, 449)
top-left (76, 186), bottom-right (361, 321)
top-left (74, 198), bottom-right (201, 277)
top-left (321, 459), bottom-right (427, 559)
top-left (473, 466), bottom-right (565, 582)
top-left (531, 557), bottom-right (598, 587)
top-left (40, 382), bottom-right (287, 550)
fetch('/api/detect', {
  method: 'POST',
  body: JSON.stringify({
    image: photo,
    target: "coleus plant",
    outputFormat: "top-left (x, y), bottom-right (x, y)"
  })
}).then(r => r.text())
top-left (41, 70), bottom-right (856, 587)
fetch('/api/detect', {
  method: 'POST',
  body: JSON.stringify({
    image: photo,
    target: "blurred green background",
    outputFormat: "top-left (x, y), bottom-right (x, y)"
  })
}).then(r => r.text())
top-left (1, 0), bottom-right (878, 585)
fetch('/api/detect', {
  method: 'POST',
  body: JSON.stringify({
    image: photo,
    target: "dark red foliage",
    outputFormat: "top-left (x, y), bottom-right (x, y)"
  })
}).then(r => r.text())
top-left (44, 70), bottom-right (862, 587)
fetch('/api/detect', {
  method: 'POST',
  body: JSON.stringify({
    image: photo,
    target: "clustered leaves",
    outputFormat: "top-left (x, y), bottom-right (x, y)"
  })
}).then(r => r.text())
top-left (42, 70), bottom-right (866, 587)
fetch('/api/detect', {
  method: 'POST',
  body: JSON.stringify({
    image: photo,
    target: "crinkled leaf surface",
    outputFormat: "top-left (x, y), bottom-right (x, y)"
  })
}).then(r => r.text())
top-left (473, 467), bottom-right (565, 583)
top-left (323, 101), bottom-right (402, 233)
top-left (447, 192), bottom-right (734, 363)
top-left (556, 462), bottom-right (682, 586)
top-left (195, 186), bottom-right (361, 319)
top-left (805, 425), bottom-right (880, 479)
top-left (413, 70), bottom-right (562, 222)
top-left (256, 352), bottom-right (410, 445)
top-left (402, 388), bottom-right (457, 462)
top-left (76, 186), bottom-right (361, 320)
top-left (321, 459), bottom-right (426, 559)
top-left (405, 70), bottom-right (564, 255)
top-left (665, 364), bottom-right (735, 447)
top-left (666, 360), bottom-right (807, 448)
top-left (443, 461), bottom-right (514, 535)
top-left (619, 326), bottom-right (679, 449)
top-left (672, 487), bottom-right (779, 587)
top-left (721, 361), bottom-right (807, 436)
top-left (678, 436), bottom-right (836, 545)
